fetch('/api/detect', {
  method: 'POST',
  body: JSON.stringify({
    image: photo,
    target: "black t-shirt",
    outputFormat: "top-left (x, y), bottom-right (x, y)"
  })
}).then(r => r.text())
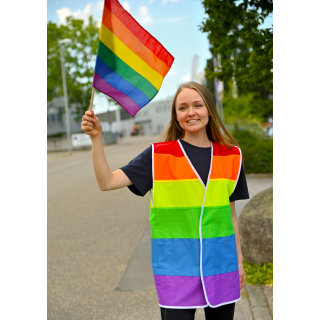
top-left (120, 139), bottom-right (249, 202)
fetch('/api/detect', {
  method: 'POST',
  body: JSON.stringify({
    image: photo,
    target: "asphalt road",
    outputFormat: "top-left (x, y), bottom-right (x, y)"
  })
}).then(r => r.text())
top-left (48, 136), bottom-right (272, 320)
top-left (48, 136), bottom-right (160, 320)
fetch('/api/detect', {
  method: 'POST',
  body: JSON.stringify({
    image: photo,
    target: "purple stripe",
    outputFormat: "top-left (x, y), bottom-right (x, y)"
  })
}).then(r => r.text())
top-left (93, 72), bottom-right (141, 117)
top-left (203, 270), bottom-right (240, 306)
top-left (154, 275), bottom-right (207, 307)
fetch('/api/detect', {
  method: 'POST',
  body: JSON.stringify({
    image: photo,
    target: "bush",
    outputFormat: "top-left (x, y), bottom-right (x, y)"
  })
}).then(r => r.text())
top-left (243, 260), bottom-right (273, 286)
top-left (47, 132), bottom-right (65, 139)
top-left (232, 129), bottom-right (273, 174)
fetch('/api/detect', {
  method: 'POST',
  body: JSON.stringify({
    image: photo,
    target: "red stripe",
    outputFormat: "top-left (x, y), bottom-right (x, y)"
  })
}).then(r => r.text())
top-left (104, 0), bottom-right (174, 69)
top-left (153, 141), bottom-right (184, 157)
top-left (154, 141), bottom-right (240, 157)
top-left (212, 143), bottom-right (241, 156)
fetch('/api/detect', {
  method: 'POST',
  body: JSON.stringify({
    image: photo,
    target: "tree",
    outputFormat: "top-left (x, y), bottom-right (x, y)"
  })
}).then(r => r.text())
top-left (200, 0), bottom-right (273, 121)
top-left (47, 16), bottom-right (100, 120)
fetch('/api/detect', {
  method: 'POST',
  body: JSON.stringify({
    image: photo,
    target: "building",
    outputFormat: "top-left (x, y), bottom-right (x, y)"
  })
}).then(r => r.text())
top-left (195, 72), bottom-right (206, 86)
top-left (47, 95), bottom-right (173, 138)
top-left (48, 72), bottom-right (205, 138)
top-left (97, 97), bottom-right (174, 136)
top-left (47, 97), bottom-right (82, 137)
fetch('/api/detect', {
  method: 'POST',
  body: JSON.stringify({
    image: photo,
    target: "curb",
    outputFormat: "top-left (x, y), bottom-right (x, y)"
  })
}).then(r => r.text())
top-left (245, 284), bottom-right (272, 320)
top-left (246, 173), bottom-right (273, 179)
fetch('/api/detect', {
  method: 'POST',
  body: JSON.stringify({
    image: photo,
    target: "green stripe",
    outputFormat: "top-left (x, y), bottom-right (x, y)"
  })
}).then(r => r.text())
top-left (202, 205), bottom-right (234, 238)
top-left (97, 40), bottom-right (158, 100)
top-left (150, 207), bottom-right (201, 239)
top-left (149, 205), bottom-right (234, 239)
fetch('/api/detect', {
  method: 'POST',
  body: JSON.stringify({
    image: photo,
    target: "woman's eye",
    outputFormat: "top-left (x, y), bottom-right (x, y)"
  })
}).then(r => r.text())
top-left (196, 104), bottom-right (202, 108)
top-left (179, 107), bottom-right (186, 110)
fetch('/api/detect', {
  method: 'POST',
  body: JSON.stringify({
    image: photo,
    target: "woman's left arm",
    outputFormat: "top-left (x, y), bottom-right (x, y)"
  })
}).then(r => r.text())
top-left (230, 201), bottom-right (246, 290)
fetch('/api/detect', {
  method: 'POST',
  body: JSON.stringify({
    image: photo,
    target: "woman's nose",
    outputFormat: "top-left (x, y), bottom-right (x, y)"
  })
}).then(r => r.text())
top-left (187, 106), bottom-right (196, 115)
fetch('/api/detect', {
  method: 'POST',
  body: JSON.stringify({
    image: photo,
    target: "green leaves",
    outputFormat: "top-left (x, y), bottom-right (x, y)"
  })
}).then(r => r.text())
top-left (47, 16), bottom-right (100, 120)
top-left (200, 0), bottom-right (273, 120)
top-left (243, 260), bottom-right (273, 286)
top-left (232, 129), bottom-right (273, 173)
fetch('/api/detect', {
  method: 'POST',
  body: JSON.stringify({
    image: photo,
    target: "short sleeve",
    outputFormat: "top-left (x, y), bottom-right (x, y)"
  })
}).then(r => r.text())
top-left (120, 146), bottom-right (153, 197)
top-left (229, 163), bottom-right (250, 202)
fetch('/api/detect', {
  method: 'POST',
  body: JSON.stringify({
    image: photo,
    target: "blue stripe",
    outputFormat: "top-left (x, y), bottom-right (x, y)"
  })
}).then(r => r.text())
top-left (95, 57), bottom-right (150, 108)
top-left (202, 234), bottom-right (238, 277)
top-left (151, 235), bottom-right (238, 277)
top-left (151, 238), bottom-right (200, 276)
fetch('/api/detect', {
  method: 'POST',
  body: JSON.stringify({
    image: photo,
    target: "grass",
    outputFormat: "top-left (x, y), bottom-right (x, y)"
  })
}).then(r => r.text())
top-left (243, 260), bottom-right (273, 286)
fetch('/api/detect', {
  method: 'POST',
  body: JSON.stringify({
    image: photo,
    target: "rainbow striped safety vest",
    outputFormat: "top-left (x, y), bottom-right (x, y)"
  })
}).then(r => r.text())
top-left (149, 140), bottom-right (242, 308)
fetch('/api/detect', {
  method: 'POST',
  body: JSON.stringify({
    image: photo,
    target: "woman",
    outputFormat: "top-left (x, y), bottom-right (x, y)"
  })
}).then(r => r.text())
top-left (81, 82), bottom-right (249, 320)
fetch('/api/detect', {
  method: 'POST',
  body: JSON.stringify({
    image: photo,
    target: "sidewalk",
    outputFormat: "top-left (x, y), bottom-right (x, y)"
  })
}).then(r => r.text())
top-left (245, 284), bottom-right (273, 320)
top-left (237, 176), bottom-right (273, 320)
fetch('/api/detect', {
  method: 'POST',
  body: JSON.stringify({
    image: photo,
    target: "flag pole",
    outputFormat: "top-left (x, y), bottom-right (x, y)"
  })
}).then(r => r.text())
top-left (89, 87), bottom-right (95, 112)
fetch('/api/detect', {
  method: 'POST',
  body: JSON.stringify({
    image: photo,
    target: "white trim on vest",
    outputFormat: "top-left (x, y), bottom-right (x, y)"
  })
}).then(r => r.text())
top-left (178, 140), bottom-right (214, 307)
top-left (230, 146), bottom-right (242, 196)
top-left (159, 304), bottom-right (209, 309)
top-left (151, 143), bottom-right (155, 207)
top-left (177, 140), bottom-right (205, 189)
top-left (198, 142), bottom-right (213, 307)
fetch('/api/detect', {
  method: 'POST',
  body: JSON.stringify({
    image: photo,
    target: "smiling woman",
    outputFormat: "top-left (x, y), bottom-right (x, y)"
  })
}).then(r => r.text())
top-left (80, 81), bottom-right (249, 320)
top-left (81, 82), bottom-right (249, 320)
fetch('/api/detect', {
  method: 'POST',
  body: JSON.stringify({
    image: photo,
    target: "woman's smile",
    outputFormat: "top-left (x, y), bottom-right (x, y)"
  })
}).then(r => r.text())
top-left (186, 119), bottom-right (200, 124)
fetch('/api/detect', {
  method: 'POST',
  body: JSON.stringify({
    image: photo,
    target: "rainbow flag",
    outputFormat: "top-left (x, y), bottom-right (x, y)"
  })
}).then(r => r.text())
top-left (93, 0), bottom-right (174, 116)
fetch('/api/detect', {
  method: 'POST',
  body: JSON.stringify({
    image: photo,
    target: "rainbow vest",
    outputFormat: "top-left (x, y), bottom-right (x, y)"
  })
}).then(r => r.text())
top-left (149, 140), bottom-right (242, 308)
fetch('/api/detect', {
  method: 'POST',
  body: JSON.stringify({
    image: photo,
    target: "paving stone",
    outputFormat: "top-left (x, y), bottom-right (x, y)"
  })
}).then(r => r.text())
top-left (246, 284), bottom-right (272, 320)
top-left (261, 286), bottom-right (273, 315)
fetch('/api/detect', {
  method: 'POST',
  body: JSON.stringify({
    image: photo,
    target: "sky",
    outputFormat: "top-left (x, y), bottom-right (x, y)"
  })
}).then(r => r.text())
top-left (47, 0), bottom-right (273, 114)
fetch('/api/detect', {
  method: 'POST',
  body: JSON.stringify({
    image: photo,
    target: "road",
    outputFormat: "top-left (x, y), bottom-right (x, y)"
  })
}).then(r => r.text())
top-left (48, 136), bottom-right (272, 320)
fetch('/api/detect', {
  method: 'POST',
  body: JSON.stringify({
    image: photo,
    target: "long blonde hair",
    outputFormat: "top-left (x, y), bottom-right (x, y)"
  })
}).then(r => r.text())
top-left (161, 82), bottom-right (238, 148)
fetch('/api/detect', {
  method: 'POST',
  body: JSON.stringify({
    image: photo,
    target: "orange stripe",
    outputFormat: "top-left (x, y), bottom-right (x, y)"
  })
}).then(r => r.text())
top-left (209, 155), bottom-right (241, 181)
top-left (102, 7), bottom-right (169, 78)
top-left (154, 154), bottom-right (199, 181)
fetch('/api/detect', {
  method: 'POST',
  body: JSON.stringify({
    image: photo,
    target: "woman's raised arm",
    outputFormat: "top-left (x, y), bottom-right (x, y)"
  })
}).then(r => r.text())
top-left (81, 111), bottom-right (133, 191)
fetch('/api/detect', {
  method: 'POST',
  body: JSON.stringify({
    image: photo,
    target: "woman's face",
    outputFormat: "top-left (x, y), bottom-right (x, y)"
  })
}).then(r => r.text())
top-left (175, 88), bottom-right (209, 134)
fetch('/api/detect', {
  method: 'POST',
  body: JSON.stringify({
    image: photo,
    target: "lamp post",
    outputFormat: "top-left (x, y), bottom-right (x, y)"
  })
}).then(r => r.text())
top-left (213, 53), bottom-right (225, 123)
top-left (58, 38), bottom-right (72, 154)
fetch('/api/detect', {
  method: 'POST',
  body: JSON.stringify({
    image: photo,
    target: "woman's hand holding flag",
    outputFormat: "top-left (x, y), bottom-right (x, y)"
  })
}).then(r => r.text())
top-left (81, 111), bottom-right (102, 139)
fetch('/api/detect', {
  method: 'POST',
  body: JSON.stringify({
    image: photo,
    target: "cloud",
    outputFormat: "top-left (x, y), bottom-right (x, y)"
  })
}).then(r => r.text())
top-left (182, 73), bottom-right (191, 82)
top-left (56, 7), bottom-right (77, 25)
top-left (135, 6), bottom-right (154, 26)
top-left (167, 69), bottom-right (179, 77)
top-left (56, 1), bottom-right (154, 29)
top-left (56, 1), bottom-right (104, 26)
top-left (164, 16), bottom-right (187, 23)
top-left (121, 1), bottom-right (130, 12)
top-left (162, 0), bottom-right (183, 4)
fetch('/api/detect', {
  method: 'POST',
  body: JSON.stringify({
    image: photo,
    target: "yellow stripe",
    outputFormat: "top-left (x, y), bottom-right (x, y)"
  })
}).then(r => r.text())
top-left (204, 180), bottom-right (236, 207)
top-left (209, 178), bottom-right (236, 183)
top-left (154, 180), bottom-right (204, 208)
top-left (99, 24), bottom-right (163, 90)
